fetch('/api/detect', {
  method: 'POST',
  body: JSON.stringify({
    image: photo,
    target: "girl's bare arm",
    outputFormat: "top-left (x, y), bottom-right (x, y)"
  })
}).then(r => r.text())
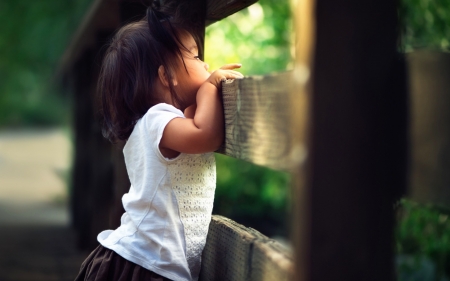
top-left (183, 104), bottom-right (197, 119)
top-left (160, 65), bottom-right (242, 154)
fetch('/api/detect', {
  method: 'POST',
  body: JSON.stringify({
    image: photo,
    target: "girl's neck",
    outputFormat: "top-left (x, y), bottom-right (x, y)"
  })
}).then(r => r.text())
top-left (155, 80), bottom-right (186, 111)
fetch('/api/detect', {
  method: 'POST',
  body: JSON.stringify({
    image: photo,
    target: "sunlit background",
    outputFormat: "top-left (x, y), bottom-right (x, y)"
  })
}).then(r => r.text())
top-left (0, 0), bottom-right (449, 280)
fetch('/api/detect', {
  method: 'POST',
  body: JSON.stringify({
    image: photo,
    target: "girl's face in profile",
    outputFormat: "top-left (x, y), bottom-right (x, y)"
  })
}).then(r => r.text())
top-left (175, 32), bottom-right (210, 107)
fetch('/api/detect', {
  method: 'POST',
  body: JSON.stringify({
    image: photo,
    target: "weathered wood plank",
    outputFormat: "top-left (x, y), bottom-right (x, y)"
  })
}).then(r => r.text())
top-left (58, 0), bottom-right (257, 75)
top-left (218, 72), bottom-right (294, 171)
top-left (206, 0), bottom-right (258, 26)
top-left (200, 215), bottom-right (293, 281)
top-left (407, 51), bottom-right (450, 208)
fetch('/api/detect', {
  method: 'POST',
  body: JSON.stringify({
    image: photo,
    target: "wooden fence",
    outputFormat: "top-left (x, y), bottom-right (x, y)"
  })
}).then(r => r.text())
top-left (58, 0), bottom-right (450, 280)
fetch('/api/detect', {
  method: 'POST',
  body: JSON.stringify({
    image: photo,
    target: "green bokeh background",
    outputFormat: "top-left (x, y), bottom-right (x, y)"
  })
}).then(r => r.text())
top-left (0, 0), bottom-right (92, 127)
top-left (1, 0), bottom-right (450, 279)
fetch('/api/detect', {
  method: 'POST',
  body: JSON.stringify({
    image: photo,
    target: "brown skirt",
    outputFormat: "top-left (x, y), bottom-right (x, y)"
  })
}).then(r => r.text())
top-left (75, 245), bottom-right (173, 281)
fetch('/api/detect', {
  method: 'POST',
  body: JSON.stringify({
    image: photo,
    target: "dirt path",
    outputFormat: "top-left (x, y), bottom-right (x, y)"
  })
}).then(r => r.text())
top-left (0, 129), bottom-right (69, 210)
top-left (0, 129), bottom-right (88, 280)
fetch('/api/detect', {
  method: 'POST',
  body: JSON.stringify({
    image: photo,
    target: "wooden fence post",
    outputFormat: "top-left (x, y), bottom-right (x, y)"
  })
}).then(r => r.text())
top-left (293, 0), bottom-right (406, 280)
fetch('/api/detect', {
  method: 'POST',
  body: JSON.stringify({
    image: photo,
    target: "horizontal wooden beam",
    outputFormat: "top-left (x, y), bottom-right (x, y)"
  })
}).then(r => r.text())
top-left (407, 50), bottom-right (450, 208)
top-left (206, 0), bottom-right (258, 26)
top-left (57, 0), bottom-right (257, 75)
top-left (218, 72), bottom-right (295, 171)
top-left (200, 215), bottom-right (293, 280)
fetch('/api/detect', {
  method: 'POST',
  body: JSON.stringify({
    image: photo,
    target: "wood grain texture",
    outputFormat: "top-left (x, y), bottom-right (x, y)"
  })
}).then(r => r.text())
top-left (218, 72), bottom-right (294, 171)
top-left (199, 215), bottom-right (293, 281)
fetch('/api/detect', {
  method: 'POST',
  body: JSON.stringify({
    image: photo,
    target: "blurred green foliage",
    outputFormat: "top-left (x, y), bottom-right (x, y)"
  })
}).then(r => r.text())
top-left (400, 0), bottom-right (450, 51)
top-left (0, 0), bottom-right (91, 127)
top-left (396, 200), bottom-right (450, 280)
top-left (213, 154), bottom-right (291, 237)
top-left (205, 0), bottom-right (292, 75)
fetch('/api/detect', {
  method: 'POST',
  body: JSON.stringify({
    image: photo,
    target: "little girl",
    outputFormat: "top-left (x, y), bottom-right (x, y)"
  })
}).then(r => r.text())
top-left (74, 3), bottom-right (243, 281)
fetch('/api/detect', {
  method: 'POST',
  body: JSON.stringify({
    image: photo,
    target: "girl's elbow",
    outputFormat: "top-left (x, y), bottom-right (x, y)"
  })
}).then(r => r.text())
top-left (203, 130), bottom-right (223, 152)
top-left (211, 132), bottom-right (224, 151)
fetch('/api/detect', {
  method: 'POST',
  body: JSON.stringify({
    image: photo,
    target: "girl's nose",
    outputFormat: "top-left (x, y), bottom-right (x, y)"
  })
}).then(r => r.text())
top-left (204, 63), bottom-right (209, 71)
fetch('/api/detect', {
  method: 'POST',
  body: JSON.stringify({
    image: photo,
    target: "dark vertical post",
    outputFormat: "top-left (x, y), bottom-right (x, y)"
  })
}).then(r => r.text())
top-left (71, 50), bottom-right (94, 249)
top-left (71, 46), bottom-right (115, 250)
top-left (294, 0), bottom-right (406, 280)
top-left (88, 31), bottom-right (117, 248)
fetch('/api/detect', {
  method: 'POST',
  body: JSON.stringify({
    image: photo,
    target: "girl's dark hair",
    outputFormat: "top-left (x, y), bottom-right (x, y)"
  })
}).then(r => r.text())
top-left (98, 2), bottom-right (190, 142)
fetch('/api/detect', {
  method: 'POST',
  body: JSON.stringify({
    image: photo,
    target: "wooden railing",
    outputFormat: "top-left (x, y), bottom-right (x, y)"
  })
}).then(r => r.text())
top-left (200, 216), bottom-right (292, 281)
top-left (219, 72), bottom-right (293, 171)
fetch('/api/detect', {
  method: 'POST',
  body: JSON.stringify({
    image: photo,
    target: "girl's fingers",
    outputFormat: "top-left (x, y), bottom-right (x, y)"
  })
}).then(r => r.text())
top-left (210, 68), bottom-right (244, 85)
top-left (220, 72), bottom-right (244, 83)
top-left (224, 70), bottom-right (244, 78)
top-left (219, 63), bottom-right (242, 70)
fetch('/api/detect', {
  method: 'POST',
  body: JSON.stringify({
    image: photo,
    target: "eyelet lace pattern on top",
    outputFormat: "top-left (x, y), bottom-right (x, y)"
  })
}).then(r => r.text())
top-left (168, 152), bottom-right (216, 280)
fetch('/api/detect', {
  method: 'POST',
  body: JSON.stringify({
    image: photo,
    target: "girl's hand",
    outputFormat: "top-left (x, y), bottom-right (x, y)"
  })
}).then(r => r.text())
top-left (160, 64), bottom-right (243, 155)
top-left (206, 64), bottom-right (244, 89)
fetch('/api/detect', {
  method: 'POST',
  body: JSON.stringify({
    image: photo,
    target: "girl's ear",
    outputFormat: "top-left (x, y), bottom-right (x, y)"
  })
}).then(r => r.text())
top-left (158, 65), bottom-right (178, 87)
top-left (158, 65), bottom-right (169, 88)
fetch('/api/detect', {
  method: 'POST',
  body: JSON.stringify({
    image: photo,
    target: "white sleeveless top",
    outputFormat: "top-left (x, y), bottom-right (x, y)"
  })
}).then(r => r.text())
top-left (97, 103), bottom-right (216, 281)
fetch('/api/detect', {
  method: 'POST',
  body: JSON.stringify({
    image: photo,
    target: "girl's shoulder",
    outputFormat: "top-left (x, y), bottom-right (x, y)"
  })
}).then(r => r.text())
top-left (135, 103), bottom-right (185, 131)
top-left (146, 103), bottom-right (184, 117)
top-left (124, 103), bottom-right (187, 163)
